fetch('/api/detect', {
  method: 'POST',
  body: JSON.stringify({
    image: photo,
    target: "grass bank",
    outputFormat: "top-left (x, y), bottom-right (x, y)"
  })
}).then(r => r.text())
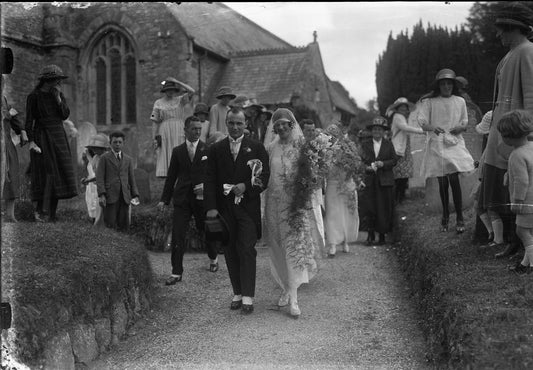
top-left (394, 192), bottom-right (533, 369)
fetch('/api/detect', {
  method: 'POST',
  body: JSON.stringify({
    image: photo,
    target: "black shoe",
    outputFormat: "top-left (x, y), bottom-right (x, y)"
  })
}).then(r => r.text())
top-left (366, 231), bottom-right (375, 246)
top-left (165, 275), bottom-right (182, 285)
top-left (230, 300), bottom-right (242, 310)
top-left (241, 304), bottom-right (254, 314)
top-left (456, 222), bottom-right (465, 234)
top-left (495, 243), bottom-right (519, 259)
top-left (209, 262), bottom-right (219, 272)
top-left (509, 262), bottom-right (532, 275)
top-left (377, 233), bottom-right (386, 245)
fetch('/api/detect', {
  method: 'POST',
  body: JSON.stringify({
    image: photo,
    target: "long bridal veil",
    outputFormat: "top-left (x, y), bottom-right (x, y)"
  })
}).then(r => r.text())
top-left (264, 108), bottom-right (304, 146)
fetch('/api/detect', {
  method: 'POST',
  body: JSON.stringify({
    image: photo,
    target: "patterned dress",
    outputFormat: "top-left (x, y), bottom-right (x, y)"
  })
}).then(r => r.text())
top-left (151, 95), bottom-right (193, 177)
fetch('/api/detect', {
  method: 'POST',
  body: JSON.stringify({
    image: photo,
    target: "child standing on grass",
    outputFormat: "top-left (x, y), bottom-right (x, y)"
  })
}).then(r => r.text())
top-left (497, 110), bottom-right (533, 275)
top-left (82, 134), bottom-right (108, 226)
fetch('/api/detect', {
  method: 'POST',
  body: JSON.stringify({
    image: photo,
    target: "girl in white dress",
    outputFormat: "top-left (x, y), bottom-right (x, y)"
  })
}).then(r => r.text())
top-left (263, 108), bottom-right (325, 318)
top-left (150, 77), bottom-right (195, 177)
top-left (82, 134), bottom-right (108, 226)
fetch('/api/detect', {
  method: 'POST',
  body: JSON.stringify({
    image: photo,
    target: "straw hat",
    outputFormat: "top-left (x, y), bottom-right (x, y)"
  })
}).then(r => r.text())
top-left (85, 133), bottom-right (109, 149)
top-left (494, 2), bottom-right (533, 31)
top-left (38, 65), bottom-right (68, 80)
top-left (193, 103), bottom-right (209, 116)
top-left (366, 116), bottom-right (389, 130)
top-left (435, 68), bottom-right (456, 82)
top-left (385, 97), bottom-right (415, 117)
top-left (160, 77), bottom-right (191, 93)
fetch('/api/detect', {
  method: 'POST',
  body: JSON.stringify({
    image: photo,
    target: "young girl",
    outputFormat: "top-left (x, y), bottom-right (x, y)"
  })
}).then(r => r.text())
top-left (82, 134), bottom-right (108, 226)
top-left (497, 110), bottom-right (533, 275)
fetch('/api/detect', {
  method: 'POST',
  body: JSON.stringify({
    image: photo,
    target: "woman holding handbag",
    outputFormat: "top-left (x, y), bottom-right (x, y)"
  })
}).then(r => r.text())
top-left (417, 68), bottom-right (475, 233)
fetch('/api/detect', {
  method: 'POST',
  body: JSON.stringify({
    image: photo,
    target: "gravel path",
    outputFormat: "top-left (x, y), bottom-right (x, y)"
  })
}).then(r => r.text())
top-left (89, 234), bottom-right (431, 370)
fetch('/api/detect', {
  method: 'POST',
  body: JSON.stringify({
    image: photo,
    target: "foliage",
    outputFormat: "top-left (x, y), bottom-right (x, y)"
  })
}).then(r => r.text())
top-left (283, 132), bottom-right (336, 269)
top-left (395, 199), bottom-right (533, 369)
top-left (2, 221), bottom-right (154, 364)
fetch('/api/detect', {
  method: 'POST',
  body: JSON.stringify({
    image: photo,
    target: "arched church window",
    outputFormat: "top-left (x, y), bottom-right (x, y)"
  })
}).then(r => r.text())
top-left (89, 30), bottom-right (136, 125)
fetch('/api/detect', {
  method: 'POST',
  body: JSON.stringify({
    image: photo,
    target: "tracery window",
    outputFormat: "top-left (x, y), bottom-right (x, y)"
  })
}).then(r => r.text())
top-left (89, 30), bottom-right (136, 125)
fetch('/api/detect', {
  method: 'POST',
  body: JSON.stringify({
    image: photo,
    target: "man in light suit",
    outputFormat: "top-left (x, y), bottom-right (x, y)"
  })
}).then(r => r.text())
top-left (158, 116), bottom-right (219, 285)
top-left (204, 107), bottom-right (270, 314)
top-left (96, 131), bottom-right (139, 231)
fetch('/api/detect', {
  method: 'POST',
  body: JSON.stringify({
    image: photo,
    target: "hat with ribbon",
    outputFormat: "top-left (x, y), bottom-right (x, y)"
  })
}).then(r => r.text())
top-left (85, 133), bottom-right (109, 149)
top-left (205, 213), bottom-right (230, 244)
top-left (385, 97), bottom-right (415, 117)
top-left (38, 65), bottom-right (68, 80)
top-left (366, 116), bottom-right (389, 130)
top-left (495, 2), bottom-right (533, 31)
top-left (193, 103), bottom-right (209, 116)
top-left (215, 86), bottom-right (237, 100)
top-left (160, 77), bottom-right (193, 93)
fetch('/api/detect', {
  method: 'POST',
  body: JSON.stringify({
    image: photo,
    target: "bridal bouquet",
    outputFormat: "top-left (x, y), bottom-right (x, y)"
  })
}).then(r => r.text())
top-left (247, 159), bottom-right (263, 188)
top-left (284, 132), bottom-right (336, 269)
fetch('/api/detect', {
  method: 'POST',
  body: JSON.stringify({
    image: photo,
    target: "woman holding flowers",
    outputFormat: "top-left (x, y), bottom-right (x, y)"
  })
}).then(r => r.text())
top-left (263, 108), bottom-right (327, 318)
top-left (324, 123), bottom-right (365, 257)
top-left (359, 116), bottom-right (398, 245)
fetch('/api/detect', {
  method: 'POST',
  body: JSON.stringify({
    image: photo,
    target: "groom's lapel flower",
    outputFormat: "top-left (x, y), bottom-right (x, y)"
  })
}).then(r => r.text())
top-left (242, 146), bottom-right (252, 153)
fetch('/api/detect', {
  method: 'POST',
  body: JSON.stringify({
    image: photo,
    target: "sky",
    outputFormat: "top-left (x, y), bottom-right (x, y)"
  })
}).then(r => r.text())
top-left (224, 2), bottom-right (475, 108)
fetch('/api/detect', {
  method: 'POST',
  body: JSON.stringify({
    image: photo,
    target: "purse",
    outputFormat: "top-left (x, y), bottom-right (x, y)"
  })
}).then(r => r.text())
top-left (442, 133), bottom-right (458, 146)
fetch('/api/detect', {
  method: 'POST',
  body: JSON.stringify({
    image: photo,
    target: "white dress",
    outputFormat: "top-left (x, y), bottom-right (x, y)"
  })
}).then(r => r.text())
top-left (264, 140), bottom-right (325, 291)
top-left (85, 154), bottom-right (103, 225)
top-left (417, 95), bottom-right (475, 179)
top-left (151, 95), bottom-right (192, 177)
top-left (325, 166), bottom-right (359, 247)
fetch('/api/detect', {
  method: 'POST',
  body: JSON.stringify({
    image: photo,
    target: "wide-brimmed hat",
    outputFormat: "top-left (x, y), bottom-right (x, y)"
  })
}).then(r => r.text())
top-left (205, 213), bottom-right (229, 244)
top-left (455, 76), bottom-right (468, 89)
top-left (193, 103), bottom-right (209, 116)
top-left (366, 116), bottom-right (389, 130)
top-left (385, 97), bottom-right (415, 117)
top-left (261, 109), bottom-right (273, 119)
top-left (160, 77), bottom-right (191, 93)
top-left (85, 133), bottom-right (109, 149)
top-left (435, 68), bottom-right (457, 82)
top-left (231, 95), bottom-right (249, 106)
top-left (495, 2), bottom-right (533, 31)
top-left (245, 103), bottom-right (265, 112)
top-left (215, 86), bottom-right (236, 100)
top-left (38, 65), bottom-right (68, 80)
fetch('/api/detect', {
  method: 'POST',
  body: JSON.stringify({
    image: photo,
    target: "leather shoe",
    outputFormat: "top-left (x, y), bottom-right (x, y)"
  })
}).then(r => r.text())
top-left (209, 262), bottom-right (219, 272)
top-left (495, 243), bottom-right (519, 259)
top-left (241, 304), bottom-right (254, 314)
top-left (230, 300), bottom-right (242, 310)
top-left (509, 262), bottom-right (532, 275)
top-left (165, 275), bottom-right (182, 285)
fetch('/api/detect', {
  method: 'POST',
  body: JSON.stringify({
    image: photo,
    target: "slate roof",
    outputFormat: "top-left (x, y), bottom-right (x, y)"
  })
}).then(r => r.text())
top-left (215, 48), bottom-right (309, 105)
top-left (328, 79), bottom-right (358, 115)
top-left (166, 2), bottom-right (293, 58)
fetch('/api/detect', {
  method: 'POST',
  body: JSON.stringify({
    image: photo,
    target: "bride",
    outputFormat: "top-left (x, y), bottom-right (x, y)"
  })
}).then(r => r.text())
top-left (263, 108), bottom-right (325, 318)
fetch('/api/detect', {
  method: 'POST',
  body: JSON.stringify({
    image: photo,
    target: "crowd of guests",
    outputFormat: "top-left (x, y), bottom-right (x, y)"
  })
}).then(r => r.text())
top-left (2, 2), bottom-right (531, 320)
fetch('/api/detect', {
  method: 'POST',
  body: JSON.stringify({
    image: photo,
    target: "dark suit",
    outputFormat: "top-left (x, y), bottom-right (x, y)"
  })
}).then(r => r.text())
top-left (359, 138), bottom-right (398, 234)
top-left (204, 136), bottom-right (270, 297)
top-left (96, 151), bottom-right (139, 231)
top-left (160, 140), bottom-right (217, 275)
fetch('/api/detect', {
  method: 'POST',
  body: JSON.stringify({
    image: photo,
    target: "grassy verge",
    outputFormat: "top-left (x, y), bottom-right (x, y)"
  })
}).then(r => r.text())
top-left (394, 191), bottom-right (533, 369)
top-left (2, 209), bottom-right (154, 364)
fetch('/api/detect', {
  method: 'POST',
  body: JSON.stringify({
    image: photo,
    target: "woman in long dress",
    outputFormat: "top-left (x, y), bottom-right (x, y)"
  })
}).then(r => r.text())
top-left (263, 108), bottom-right (325, 318)
top-left (150, 77), bottom-right (195, 177)
top-left (324, 123), bottom-right (363, 257)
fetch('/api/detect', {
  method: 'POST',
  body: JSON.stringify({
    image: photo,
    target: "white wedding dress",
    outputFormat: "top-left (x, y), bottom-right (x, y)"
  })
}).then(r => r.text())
top-left (264, 139), bottom-right (325, 292)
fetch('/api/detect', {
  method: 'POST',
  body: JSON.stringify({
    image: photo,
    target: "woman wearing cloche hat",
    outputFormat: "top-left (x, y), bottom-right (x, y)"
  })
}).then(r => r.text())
top-left (386, 97), bottom-right (424, 204)
top-left (417, 68), bottom-right (475, 234)
top-left (26, 64), bottom-right (78, 222)
top-left (358, 116), bottom-right (398, 246)
top-left (479, 2), bottom-right (533, 262)
top-left (150, 77), bottom-right (195, 177)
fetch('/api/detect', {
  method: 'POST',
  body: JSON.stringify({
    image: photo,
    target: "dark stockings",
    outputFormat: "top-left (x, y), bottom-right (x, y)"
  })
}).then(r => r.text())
top-left (437, 172), bottom-right (463, 226)
top-left (395, 178), bottom-right (409, 204)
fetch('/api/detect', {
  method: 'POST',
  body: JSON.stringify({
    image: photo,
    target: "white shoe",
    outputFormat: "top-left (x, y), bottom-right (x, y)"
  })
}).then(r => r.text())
top-left (290, 301), bottom-right (301, 317)
top-left (342, 243), bottom-right (350, 253)
top-left (327, 244), bottom-right (336, 257)
top-left (278, 292), bottom-right (290, 307)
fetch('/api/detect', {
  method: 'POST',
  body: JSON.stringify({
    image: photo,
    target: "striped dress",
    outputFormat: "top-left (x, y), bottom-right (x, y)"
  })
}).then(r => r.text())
top-left (25, 89), bottom-right (78, 201)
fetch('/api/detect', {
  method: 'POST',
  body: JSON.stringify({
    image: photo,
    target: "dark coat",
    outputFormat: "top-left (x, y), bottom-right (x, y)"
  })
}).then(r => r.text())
top-left (96, 151), bottom-right (139, 204)
top-left (360, 138), bottom-right (398, 187)
top-left (160, 140), bottom-right (210, 206)
top-left (204, 136), bottom-right (270, 238)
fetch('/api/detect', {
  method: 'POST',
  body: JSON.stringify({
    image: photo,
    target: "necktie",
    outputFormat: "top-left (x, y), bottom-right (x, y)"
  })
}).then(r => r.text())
top-left (188, 142), bottom-right (195, 161)
top-left (230, 138), bottom-right (241, 160)
top-left (116, 152), bottom-right (121, 162)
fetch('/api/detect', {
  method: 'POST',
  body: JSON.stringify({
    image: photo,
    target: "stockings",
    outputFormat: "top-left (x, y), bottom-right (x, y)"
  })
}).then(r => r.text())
top-left (437, 172), bottom-right (463, 225)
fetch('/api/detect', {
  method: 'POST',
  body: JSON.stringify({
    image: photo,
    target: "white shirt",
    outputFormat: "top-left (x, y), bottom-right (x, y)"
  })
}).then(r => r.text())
top-left (112, 150), bottom-right (122, 161)
top-left (372, 138), bottom-right (382, 158)
top-left (229, 135), bottom-right (244, 159)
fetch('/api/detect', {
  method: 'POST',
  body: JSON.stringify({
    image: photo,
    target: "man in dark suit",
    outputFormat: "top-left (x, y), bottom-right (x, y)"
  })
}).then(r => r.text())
top-left (96, 131), bottom-right (139, 231)
top-left (359, 117), bottom-right (398, 246)
top-left (158, 115), bottom-right (219, 285)
top-left (205, 107), bottom-right (270, 314)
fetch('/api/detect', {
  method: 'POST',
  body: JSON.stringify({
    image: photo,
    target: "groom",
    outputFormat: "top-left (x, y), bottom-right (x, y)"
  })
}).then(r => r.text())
top-left (205, 107), bottom-right (270, 314)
